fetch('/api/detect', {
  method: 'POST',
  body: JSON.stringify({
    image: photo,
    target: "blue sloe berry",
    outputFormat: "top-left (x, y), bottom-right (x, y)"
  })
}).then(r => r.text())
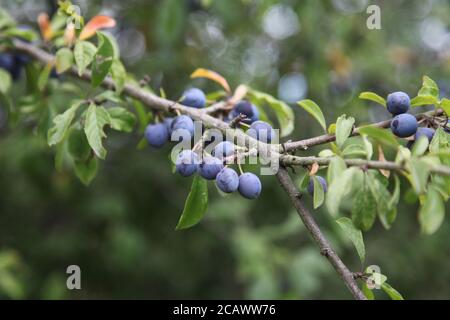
top-left (163, 117), bottom-right (174, 135)
top-left (145, 123), bottom-right (169, 148)
top-left (216, 168), bottom-right (239, 193)
top-left (176, 150), bottom-right (199, 177)
top-left (238, 172), bottom-right (262, 199)
top-left (307, 176), bottom-right (328, 196)
top-left (247, 120), bottom-right (275, 142)
top-left (198, 156), bottom-right (224, 180)
top-left (213, 141), bottom-right (235, 159)
top-left (414, 127), bottom-right (435, 142)
top-left (171, 115), bottom-right (195, 141)
top-left (181, 88), bottom-right (206, 108)
top-left (0, 53), bottom-right (21, 80)
top-left (387, 92), bottom-right (410, 115)
top-left (390, 114), bottom-right (418, 138)
top-left (230, 100), bottom-right (259, 124)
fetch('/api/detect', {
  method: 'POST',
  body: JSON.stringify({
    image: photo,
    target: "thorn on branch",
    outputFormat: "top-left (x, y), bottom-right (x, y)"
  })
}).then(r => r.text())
top-left (139, 75), bottom-right (151, 87)
top-left (229, 113), bottom-right (248, 128)
top-left (320, 248), bottom-right (331, 257)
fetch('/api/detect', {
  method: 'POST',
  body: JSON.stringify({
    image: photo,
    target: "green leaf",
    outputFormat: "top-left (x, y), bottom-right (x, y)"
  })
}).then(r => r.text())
top-left (429, 127), bottom-right (449, 153)
top-left (0, 8), bottom-right (15, 29)
top-left (327, 156), bottom-right (347, 185)
top-left (352, 181), bottom-right (377, 231)
top-left (387, 175), bottom-right (401, 224)
top-left (335, 115), bottom-right (355, 148)
top-left (312, 176), bottom-right (325, 209)
top-left (336, 217), bottom-right (365, 264)
top-left (74, 40), bottom-right (97, 76)
top-left (38, 62), bottom-right (54, 92)
top-left (411, 95), bottom-right (438, 107)
top-left (247, 88), bottom-right (294, 137)
top-left (408, 159), bottom-right (431, 195)
top-left (299, 173), bottom-right (310, 191)
top-left (367, 171), bottom-right (394, 229)
top-left (417, 75), bottom-right (439, 100)
top-left (176, 175), bottom-right (208, 230)
top-left (3, 27), bottom-right (38, 42)
top-left (359, 91), bottom-right (386, 107)
top-left (110, 59), bottom-right (126, 94)
top-left (358, 126), bottom-right (399, 148)
top-left (0, 69), bottom-right (12, 94)
top-left (68, 127), bottom-right (91, 161)
top-left (342, 144), bottom-right (368, 158)
top-left (297, 99), bottom-right (326, 131)
top-left (411, 136), bottom-right (429, 156)
top-left (84, 103), bottom-right (111, 159)
top-left (362, 135), bottom-right (373, 160)
top-left (381, 283), bottom-right (404, 300)
top-left (107, 107), bottom-right (136, 133)
top-left (155, 0), bottom-right (185, 45)
top-left (326, 167), bottom-right (359, 216)
top-left (74, 156), bottom-right (98, 186)
top-left (91, 32), bottom-right (115, 88)
top-left (361, 282), bottom-right (375, 300)
top-left (47, 101), bottom-right (83, 146)
top-left (55, 47), bottom-right (74, 74)
top-left (419, 185), bottom-right (445, 235)
top-left (440, 98), bottom-right (450, 115)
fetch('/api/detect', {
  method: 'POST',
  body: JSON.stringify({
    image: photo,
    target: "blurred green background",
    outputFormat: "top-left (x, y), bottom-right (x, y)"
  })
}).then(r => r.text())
top-left (0, 0), bottom-right (450, 299)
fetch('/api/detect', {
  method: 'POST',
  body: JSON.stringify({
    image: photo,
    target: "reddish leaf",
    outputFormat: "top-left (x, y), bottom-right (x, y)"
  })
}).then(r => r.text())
top-left (38, 13), bottom-right (53, 41)
top-left (79, 16), bottom-right (116, 41)
top-left (190, 68), bottom-right (231, 93)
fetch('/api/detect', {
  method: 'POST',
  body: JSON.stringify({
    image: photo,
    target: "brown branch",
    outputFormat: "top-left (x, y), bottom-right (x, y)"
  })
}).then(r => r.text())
top-left (284, 110), bottom-right (444, 152)
top-left (280, 156), bottom-right (450, 177)
top-left (276, 167), bottom-right (366, 300)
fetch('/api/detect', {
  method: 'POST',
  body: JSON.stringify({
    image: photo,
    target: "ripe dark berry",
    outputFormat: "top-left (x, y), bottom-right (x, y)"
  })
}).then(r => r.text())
top-left (238, 172), bottom-right (262, 199)
top-left (307, 176), bottom-right (328, 196)
top-left (176, 150), bottom-right (199, 177)
top-left (216, 168), bottom-right (239, 193)
top-left (163, 117), bottom-right (174, 135)
top-left (230, 100), bottom-right (259, 124)
top-left (0, 53), bottom-right (21, 80)
top-left (387, 92), bottom-right (410, 116)
top-left (171, 115), bottom-right (195, 141)
top-left (248, 121), bottom-right (275, 142)
top-left (213, 141), bottom-right (235, 159)
top-left (145, 123), bottom-right (169, 148)
top-left (181, 88), bottom-right (206, 108)
top-left (390, 114), bottom-right (418, 138)
top-left (414, 127), bottom-right (435, 142)
top-left (198, 156), bottom-right (224, 180)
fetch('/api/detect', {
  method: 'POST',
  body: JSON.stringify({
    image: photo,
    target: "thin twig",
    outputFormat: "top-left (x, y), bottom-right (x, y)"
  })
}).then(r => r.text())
top-left (276, 167), bottom-right (366, 300)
